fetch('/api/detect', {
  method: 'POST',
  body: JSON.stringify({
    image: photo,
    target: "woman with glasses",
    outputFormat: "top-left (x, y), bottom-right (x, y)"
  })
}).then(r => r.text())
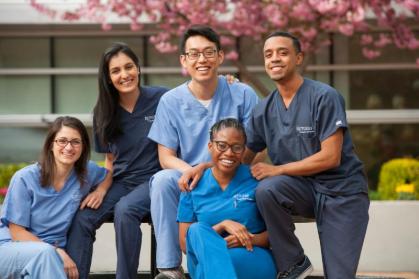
top-left (0, 116), bottom-right (109, 279)
top-left (177, 118), bottom-right (276, 279)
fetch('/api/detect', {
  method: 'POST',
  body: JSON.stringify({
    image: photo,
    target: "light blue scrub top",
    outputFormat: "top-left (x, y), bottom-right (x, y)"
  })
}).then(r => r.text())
top-left (148, 76), bottom-right (259, 166)
top-left (0, 161), bottom-right (107, 248)
top-left (177, 165), bottom-right (266, 234)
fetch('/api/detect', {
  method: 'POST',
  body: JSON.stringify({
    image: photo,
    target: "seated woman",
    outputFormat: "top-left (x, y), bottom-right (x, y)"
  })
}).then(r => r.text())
top-left (177, 118), bottom-right (277, 279)
top-left (0, 116), bottom-right (110, 279)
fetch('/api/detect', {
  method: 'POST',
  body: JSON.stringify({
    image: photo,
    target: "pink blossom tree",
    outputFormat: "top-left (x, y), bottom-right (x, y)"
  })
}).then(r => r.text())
top-left (30, 0), bottom-right (419, 95)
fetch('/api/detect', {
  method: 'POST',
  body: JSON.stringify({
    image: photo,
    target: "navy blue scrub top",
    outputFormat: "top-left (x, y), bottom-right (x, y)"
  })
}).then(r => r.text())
top-left (94, 86), bottom-right (168, 186)
top-left (246, 78), bottom-right (367, 195)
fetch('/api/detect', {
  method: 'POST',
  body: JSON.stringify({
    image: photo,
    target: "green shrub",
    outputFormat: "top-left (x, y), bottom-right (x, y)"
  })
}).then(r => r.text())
top-left (0, 163), bottom-right (29, 203)
top-left (377, 158), bottom-right (419, 200)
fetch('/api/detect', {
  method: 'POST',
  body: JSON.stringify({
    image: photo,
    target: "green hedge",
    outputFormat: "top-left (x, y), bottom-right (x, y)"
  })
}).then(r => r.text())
top-left (377, 158), bottom-right (419, 200)
top-left (0, 163), bottom-right (29, 203)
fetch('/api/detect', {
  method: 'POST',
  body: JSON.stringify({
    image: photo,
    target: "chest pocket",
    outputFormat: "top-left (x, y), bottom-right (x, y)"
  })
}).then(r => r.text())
top-left (233, 193), bottom-right (256, 209)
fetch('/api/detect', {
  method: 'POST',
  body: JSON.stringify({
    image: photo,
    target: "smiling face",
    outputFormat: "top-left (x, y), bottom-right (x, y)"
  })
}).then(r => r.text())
top-left (263, 36), bottom-right (303, 83)
top-left (108, 52), bottom-right (140, 95)
top-left (52, 126), bottom-right (83, 168)
top-left (209, 127), bottom-right (245, 177)
top-left (180, 35), bottom-right (224, 84)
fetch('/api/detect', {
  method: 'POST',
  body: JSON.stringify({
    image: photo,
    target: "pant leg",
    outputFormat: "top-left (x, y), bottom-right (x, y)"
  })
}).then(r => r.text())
top-left (186, 222), bottom-right (237, 279)
top-left (66, 181), bottom-right (131, 279)
top-left (149, 169), bottom-right (182, 268)
top-left (0, 241), bottom-right (66, 279)
top-left (114, 180), bottom-right (151, 279)
top-left (319, 193), bottom-right (369, 279)
top-left (255, 175), bottom-right (316, 272)
top-left (228, 247), bottom-right (277, 279)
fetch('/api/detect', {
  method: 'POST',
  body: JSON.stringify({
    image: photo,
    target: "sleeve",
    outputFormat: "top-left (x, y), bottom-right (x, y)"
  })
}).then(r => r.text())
top-left (86, 161), bottom-right (108, 189)
top-left (177, 192), bottom-right (197, 223)
top-left (317, 91), bottom-right (348, 142)
top-left (241, 85), bottom-right (259, 128)
top-left (93, 117), bottom-right (110, 153)
top-left (0, 170), bottom-right (32, 228)
top-left (245, 108), bottom-right (267, 153)
top-left (148, 96), bottom-right (179, 150)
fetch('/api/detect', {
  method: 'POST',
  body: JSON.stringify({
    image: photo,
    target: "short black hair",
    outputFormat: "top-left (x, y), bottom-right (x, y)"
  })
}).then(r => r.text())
top-left (209, 118), bottom-right (246, 143)
top-left (180, 25), bottom-right (221, 54)
top-left (265, 31), bottom-right (302, 53)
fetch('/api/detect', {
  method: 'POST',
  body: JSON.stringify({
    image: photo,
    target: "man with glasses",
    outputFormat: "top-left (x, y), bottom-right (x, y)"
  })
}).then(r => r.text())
top-left (148, 25), bottom-right (259, 279)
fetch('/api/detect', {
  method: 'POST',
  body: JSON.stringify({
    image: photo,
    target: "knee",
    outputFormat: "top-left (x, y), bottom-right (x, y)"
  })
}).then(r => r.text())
top-left (70, 209), bottom-right (97, 232)
top-left (187, 222), bottom-right (212, 239)
top-left (150, 169), bottom-right (181, 198)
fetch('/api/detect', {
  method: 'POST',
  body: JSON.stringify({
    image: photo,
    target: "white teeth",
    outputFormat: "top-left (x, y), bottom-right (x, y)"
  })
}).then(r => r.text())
top-left (221, 159), bottom-right (234, 165)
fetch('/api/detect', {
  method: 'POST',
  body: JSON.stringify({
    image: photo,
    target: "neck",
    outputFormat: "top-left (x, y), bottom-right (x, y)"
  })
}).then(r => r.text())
top-left (276, 75), bottom-right (303, 103)
top-left (188, 78), bottom-right (218, 101)
top-left (119, 87), bottom-right (140, 113)
top-left (211, 167), bottom-right (235, 190)
top-left (53, 162), bottom-right (74, 191)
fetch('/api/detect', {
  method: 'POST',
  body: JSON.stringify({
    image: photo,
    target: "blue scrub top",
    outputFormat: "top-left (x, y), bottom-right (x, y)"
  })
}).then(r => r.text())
top-left (94, 86), bottom-right (168, 186)
top-left (177, 165), bottom-right (266, 234)
top-left (246, 78), bottom-right (367, 195)
top-left (0, 161), bottom-right (107, 248)
top-left (148, 76), bottom-right (259, 166)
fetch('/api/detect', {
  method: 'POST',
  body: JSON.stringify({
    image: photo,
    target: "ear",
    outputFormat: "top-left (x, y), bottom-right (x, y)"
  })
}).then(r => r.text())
top-left (208, 141), bottom-right (213, 151)
top-left (296, 52), bottom-right (304, 66)
top-left (180, 55), bottom-right (187, 69)
top-left (217, 49), bottom-right (225, 64)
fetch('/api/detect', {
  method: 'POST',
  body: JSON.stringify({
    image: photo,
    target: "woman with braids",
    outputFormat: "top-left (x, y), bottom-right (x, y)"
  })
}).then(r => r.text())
top-left (66, 42), bottom-right (168, 279)
top-left (0, 116), bottom-right (109, 279)
top-left (177, 118), bottom-right (277, 279)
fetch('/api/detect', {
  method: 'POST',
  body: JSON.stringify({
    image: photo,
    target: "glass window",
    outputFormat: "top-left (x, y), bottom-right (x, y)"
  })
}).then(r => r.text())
top-left (0, 38), bottom-right (50, 68)
top-left (54, 37), bottom-right (143, 67)
top-left (350, 123), bottom-right (419, 190)
top-left (0, 76), bottom-right (51, 113)
top-left (55, 76), bottom-right (97, 113)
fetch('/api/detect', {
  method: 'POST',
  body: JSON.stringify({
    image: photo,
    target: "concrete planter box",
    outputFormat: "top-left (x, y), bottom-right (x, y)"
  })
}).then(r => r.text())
top-left (296, 201), bottom-right (419, 273)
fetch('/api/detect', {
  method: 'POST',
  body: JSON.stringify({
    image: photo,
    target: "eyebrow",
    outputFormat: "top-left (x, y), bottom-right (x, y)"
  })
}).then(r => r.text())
top-left (264, 47), bottom-right (289, 53)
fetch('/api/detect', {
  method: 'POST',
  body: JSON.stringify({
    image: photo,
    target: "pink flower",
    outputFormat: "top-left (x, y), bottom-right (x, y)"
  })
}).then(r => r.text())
top-left (362, 48), bottom-right (381, 59)
top-left (0, 187), bottom-right (7, 197)
top-left (361, 34), bottom-right (373, 45)
top-left (224, 50), bottom-right (239, 60)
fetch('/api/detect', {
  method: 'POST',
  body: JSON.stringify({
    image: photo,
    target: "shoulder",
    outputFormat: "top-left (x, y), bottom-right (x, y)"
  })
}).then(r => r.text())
top-left (235, 165), bottom-right (255, 182)
top-left (304, 78), bottom-right (341, 100)
top-left (158, 83), bottom-right (189, 105)
top-left (142, 86), bottom-right (169, 99)
top-left (12, 164), bottom-right (39, 181)
top-left (223, 77), bottom-right (258, 98)
top-left (252, 90), bottom-right (276, 117)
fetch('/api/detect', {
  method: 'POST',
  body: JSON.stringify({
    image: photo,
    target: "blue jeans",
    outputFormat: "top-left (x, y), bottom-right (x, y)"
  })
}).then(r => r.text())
top-left (0, 241), bottom-right (66, 279)
top-left (149, 169), bottom-right (183, 269)
top-left (66, 180), bottom-right (151, 279)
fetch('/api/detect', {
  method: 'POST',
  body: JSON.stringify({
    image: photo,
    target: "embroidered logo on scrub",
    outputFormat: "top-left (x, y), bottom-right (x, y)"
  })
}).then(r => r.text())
top-left (233, 193), bottom-right (254, 208)
top-left (335, 120), bottom-right (343, 126)
top-left (144, 115), bottom-right (155, 122)
top-left (296, 126), bottom-right (315, 134)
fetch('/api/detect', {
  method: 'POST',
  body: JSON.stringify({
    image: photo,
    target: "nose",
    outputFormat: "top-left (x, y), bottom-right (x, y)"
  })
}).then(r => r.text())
top-left (197, 53), bottom-right (207, 62)
top-left (64, 142), bottom-right (74, 150)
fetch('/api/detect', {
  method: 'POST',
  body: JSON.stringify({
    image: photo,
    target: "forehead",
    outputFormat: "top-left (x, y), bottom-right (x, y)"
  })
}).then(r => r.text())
top-left (56, 125), bottom-right (81, 138)
top-left (213, 127), bottom-right (245, 141)
top-left (109, 52), bottom-right (135, 68)
top-left (185, 35), bottom-right (216, 50)
top-left (264, 36), bottom-right (295, 52)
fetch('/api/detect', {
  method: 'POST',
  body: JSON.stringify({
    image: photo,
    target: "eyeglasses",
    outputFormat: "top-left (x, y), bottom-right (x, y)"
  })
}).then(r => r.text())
top-left (54, 138), bottom-right (82, 148)
top-left (184, 49), bottom-right (218, 60)
top-left (212, 140), bottom-right (245, 154)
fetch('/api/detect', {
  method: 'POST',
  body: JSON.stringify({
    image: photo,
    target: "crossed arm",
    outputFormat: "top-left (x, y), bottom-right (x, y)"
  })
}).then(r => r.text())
top-left (179, 221), bottom-right (270, 254)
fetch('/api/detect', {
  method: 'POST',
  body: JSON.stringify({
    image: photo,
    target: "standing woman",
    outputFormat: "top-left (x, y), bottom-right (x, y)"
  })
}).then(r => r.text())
top-left (66, 42), bottom-right (168, 279)
top-left (0, 116), bottom-right (109, 279)
top-left (177, 118), bottom-right (277, 279)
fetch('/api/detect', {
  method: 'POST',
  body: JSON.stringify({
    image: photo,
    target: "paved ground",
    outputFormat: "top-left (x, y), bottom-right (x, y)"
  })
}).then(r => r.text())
top-left (89, 271), bottom-right (419, 279)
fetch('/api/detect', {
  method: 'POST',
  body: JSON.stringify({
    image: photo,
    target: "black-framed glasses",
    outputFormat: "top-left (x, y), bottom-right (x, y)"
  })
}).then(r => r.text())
top-left (54, 138), bottom-right (82, 148)
top-left (213, 140), bottom-right (245, 154)
top-left (184, 48), bottom-right (218, 60)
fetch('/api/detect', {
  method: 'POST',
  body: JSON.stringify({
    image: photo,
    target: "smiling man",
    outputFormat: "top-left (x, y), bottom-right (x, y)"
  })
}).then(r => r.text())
top-left (243, 31), bottom-right (370, 279)
top-left (147, 25), bottom-right (259, 279)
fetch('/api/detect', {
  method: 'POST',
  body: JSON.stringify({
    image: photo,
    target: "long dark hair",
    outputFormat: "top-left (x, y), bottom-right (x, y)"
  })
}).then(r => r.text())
top-left (40, 116), bottom-right (91, 187)
top-left (94, 42), bottom-right (141, 145)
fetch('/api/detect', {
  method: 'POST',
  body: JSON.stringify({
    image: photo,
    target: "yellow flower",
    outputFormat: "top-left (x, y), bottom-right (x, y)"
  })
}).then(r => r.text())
top-left (395, 183), bottom-right (415, 194)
